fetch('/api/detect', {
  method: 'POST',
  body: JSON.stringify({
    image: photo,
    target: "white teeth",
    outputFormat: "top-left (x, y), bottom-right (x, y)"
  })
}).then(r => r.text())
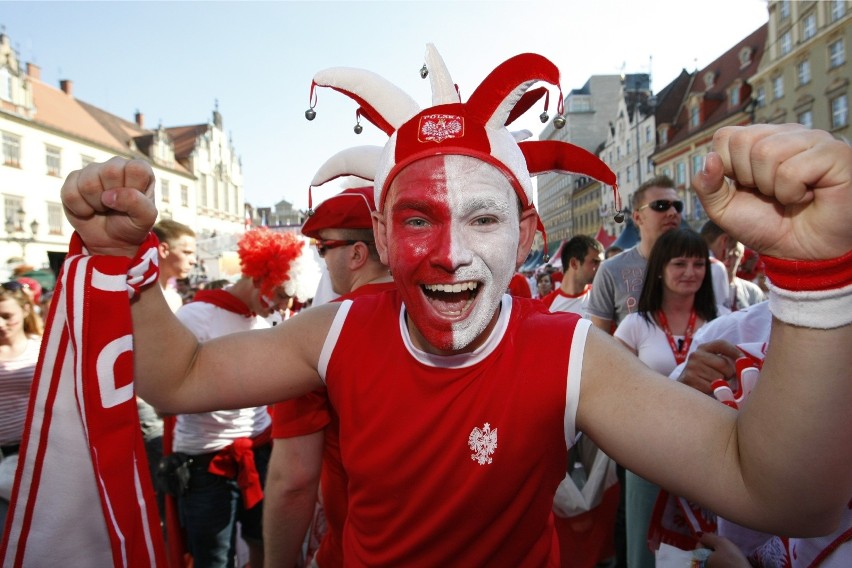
top-left (424, 282), bottom-right (478, 293)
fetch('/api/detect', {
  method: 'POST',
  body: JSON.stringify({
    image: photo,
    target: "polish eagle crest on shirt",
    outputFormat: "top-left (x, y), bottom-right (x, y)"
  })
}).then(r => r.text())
top-left (468, 422), bottom-right (498, 465)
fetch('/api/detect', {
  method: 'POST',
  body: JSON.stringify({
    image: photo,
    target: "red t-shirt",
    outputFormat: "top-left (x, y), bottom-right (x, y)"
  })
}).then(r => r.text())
top-left (323, 291), bottom-right (586, 565)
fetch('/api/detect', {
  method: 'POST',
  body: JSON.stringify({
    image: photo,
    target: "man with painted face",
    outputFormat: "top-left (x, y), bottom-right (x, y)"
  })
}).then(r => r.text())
top-left (54, 47), bottom-right (851, 567)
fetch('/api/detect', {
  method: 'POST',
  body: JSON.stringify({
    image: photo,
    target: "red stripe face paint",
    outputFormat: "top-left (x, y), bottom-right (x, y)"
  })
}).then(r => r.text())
top-left (382, 155), bottom-right (520, 353)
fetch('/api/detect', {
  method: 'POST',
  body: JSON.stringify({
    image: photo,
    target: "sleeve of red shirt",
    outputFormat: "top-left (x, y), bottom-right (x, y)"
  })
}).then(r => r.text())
top-left (271, 387), bottom-right (332, 439)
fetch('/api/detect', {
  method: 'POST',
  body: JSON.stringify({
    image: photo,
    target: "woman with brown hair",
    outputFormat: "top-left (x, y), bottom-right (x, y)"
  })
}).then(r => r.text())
top-left (0, 280), bottom-right (44, 533)
top-left (614, 228), bottom-right (721, 567)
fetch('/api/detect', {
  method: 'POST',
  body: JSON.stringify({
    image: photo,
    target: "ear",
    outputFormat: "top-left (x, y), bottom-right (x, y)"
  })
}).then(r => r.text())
top-left (372, 211), bottom-right (390, 266)
top-left (349, 241), bottom-right (370, 271)
top-left (157, 241), bottom-right (170, 259)
top-left (569, 257), bottom-right (579, 271)
top-left (515, 208), bottom-right (538, 270)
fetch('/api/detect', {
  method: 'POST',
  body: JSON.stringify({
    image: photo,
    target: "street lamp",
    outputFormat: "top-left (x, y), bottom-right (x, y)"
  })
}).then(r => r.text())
top-left (5, 206), bottom-right (40, 256)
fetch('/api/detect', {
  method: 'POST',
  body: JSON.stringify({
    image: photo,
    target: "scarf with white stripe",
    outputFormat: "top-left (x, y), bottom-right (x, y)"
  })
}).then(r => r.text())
top-left (1, 233), bottom-right (165, 567)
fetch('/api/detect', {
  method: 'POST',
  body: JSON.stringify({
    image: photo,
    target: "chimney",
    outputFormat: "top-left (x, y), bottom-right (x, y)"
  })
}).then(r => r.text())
top-left (60, 79), bottom-right (73, 96)
top-left (135, 111), bottom-right (144, 128)
top-left (26, 63), bottom-right (40, 80)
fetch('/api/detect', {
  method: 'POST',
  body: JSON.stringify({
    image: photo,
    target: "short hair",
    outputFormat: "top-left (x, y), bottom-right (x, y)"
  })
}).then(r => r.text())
top-left (153, 219), bottom-right (196, 246)
top-left (561, 235), bottom-right (604, 269)
top-left (699, 219), bottom-right (725, 245)
top-left (632, 175), bottom-right (676, 209)
top-left (638, 228), bottom-right (717, 324)
top-left (328, 227), bottom-right (380, 262)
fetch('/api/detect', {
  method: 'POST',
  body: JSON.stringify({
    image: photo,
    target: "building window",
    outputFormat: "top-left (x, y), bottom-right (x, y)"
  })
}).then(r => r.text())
top-left (626, 166), bottom-right (632, 183)
top-left (756, 86), bottom-right (766, 108)
top-left (831, 94), bottom-right (848, 129)
top-left (730, 85), bottom-right (741, 106)
top-left (738, 46), bottom-right (754, 68)
top-left (626, 139), bottom-right (632, 155)
top-left (803, 13), bottom-right (817, 41)
top-left (645, 125), bottom-right (652, 143)
top-left (161, 179), bottom-right (170, 203)
top-left (646, 157), bottom-right (654, 175)
top-left (4, 196), bottom-right (24, 230)
top-left (780, 31), bottom-right (792, 56)
top-left (181, 184), bottom-right (189, 207)
top-left (831, 0), bottom-right (846, 22)
top-left (829, 38), bottom-right (845, 68)
top-left (2, 132), bottom-right (21, 167)
top-left (48, 202), bottom-right (64, 235)
top-left (46, 145), bottom-right (62, 177)
top-left (773, 76), bottom-right (784, 100)
top-left (692, 154), bottom-right (703, 176)
top-left (690, 106), bottom-right (700, 128)
top-left (676, 162), bottom-right (687, 185)
top-left (663, 167), bottom-right (672, 179)
top-left (660, 129), bottom-right (668, 145)
top-left (797, 109), bottom-right (813, 129)
top-left (797, 60), bottom-right (811, 85)
top-left (200, 175), bottom-right (208, 208)
top-left (780, 0), bottom-right (790, 19)
top-left (81, 155), bottom-right (95, 168)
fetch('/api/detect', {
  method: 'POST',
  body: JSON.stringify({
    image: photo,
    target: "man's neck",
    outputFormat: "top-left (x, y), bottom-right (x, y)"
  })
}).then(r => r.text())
top-left (559, 273), bottom-right (587, 296)
top-left (637, 238), bottom-right (655, 260)
top-left (350, 268), bottom-right (393, 292)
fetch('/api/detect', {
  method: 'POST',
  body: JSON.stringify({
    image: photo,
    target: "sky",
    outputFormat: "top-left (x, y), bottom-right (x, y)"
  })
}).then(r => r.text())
top-left (1, 0), bottom-right (770, 210)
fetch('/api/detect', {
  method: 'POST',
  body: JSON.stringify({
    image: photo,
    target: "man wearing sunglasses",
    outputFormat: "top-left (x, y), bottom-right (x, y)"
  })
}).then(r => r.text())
top-left (265, 186), bottom-right (393, 568)
top-left (587, 175), bottom-right (683, 336)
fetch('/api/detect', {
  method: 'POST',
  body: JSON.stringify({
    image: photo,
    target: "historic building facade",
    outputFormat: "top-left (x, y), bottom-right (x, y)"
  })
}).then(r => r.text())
top-left (0, 31), bottom-right (246, 281)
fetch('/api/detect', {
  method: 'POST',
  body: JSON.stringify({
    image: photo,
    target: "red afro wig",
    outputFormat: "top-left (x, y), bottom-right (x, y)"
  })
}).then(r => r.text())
top-left (238, 228), bottom-right (306, 302)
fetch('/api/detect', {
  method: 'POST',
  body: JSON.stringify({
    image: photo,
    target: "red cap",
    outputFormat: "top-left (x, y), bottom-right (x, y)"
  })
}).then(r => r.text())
top-left (301, 186), bottom-right (376, 239)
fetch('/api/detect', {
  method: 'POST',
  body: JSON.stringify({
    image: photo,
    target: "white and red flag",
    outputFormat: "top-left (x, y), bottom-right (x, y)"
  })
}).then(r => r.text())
top-left (1, 234), bottom-right (166, 567)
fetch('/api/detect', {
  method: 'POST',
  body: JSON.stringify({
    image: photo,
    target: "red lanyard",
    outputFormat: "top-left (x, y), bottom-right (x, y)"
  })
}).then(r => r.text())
top-left (656, 309), bottom-right (697, 365)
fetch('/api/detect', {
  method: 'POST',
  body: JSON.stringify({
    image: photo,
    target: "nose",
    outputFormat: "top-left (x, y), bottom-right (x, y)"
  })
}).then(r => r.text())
top-left (430, 223), bottom-right (472, 272)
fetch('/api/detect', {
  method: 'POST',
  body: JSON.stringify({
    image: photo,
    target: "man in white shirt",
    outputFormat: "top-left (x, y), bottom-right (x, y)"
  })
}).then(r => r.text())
top-left (541, 235), bottom-right (603, 316)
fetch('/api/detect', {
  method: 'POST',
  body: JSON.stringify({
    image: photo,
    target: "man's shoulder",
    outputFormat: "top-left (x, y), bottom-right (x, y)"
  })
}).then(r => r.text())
top-left (600, 246), bottom-right (642, 271)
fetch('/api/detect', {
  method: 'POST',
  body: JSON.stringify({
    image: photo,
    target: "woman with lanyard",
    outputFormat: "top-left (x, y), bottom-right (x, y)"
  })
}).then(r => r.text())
top-left (614, 228), bottom-right (721, 568)
top-left (0, 280), bottom-right (44, 534)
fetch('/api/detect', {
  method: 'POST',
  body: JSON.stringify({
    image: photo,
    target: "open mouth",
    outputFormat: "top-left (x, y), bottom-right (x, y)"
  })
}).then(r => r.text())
top-left (422, 281), bottom-right (480, 317)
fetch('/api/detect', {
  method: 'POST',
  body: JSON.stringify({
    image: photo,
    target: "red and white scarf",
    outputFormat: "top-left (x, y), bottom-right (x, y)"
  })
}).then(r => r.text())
top-left (1, 233), bottom-right (165, 567)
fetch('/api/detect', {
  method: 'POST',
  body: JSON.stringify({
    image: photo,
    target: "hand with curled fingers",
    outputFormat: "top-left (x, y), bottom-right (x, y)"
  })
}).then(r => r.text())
top-left (676, 340), bottom-right (741, 396)
top-left (693, 124), bottom-right (852, 261)
top-left (60, 156), bottom-right (158, 257)
top-left (698, 532), bottom-right (752, 568)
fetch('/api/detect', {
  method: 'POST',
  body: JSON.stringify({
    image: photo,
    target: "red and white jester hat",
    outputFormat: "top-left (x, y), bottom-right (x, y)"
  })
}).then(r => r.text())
top-left (305, 43), bottom-right (622, 245)
top-left (302, 145), bottom-right (382, 240)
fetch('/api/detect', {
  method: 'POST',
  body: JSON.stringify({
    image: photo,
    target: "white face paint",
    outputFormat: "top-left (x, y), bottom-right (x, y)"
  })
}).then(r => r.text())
top-left (381, 155), bottom-right (521, 354)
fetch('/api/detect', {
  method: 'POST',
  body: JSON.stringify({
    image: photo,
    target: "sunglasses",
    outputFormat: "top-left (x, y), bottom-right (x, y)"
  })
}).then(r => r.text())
top-left (314, 239), bottom-right (363, 258)
top-left (638, 199), bottom-right (684, 214)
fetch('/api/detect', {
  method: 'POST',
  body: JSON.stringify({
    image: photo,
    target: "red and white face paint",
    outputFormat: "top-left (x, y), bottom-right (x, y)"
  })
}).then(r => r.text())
top-left (381, 155), bottom-right (521, 354)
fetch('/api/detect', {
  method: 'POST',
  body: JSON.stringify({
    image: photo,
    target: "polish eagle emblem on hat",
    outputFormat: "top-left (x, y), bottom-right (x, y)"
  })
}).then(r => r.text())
top-left (419, 113), bottom-right (464, 143)
top-left (468, 422), bottom-right (498, 465)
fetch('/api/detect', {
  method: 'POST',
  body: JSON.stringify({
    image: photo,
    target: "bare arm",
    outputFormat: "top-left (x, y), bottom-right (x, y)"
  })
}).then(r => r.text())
top-left (60, 157), bottom-right (329, 414)
top-left (263, 431), bottom-right (325, 568)
top-left (577, 125), bottom-right (852, 536)
top-left (131, 284), bottom-right (333, 413)
top-left (589, 315), bottom-right (613, 334)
